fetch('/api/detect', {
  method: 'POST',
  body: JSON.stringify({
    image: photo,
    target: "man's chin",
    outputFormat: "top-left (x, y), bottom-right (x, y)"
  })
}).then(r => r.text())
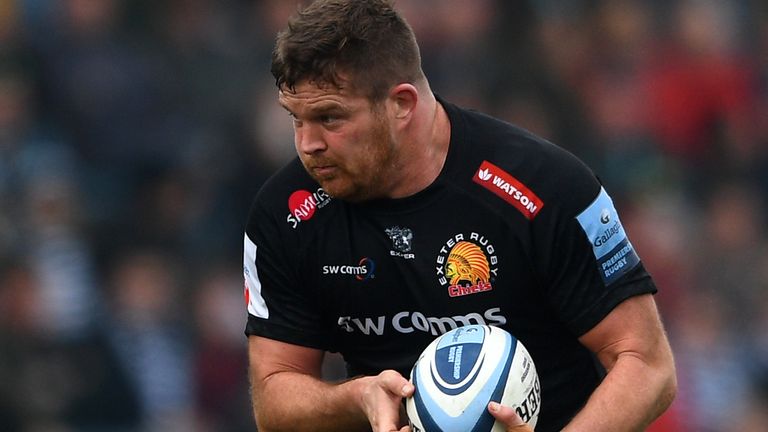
top-left (315, 178), bottom-right (349, 199)
top-left (322, 187), bottom-right (358, 202)
top-left (318, 181), bottom-right (370, 203)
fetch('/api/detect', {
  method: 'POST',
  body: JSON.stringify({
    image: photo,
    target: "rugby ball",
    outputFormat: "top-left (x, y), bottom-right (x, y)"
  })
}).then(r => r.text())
top-left (406, 325), bottom-right (540, 431)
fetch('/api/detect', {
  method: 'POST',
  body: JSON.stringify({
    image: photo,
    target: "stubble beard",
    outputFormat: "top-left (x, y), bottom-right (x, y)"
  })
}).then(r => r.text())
top-left (306, 119), bottom-right (396, 203)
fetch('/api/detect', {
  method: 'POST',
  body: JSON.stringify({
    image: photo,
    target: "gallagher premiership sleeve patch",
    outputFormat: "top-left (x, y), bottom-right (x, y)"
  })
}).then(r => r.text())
top-left (576, 187), bottom-right (640, 286)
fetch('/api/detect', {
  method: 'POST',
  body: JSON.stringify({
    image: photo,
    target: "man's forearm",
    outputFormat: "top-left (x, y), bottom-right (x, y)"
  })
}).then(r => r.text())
top-left (252, 371), bottom-right (371, 432)
top-left (562, 352), bottom-right (677, 431)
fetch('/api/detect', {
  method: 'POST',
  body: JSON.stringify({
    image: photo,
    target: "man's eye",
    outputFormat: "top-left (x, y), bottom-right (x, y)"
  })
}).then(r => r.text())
top-left (320, 115), bottom-right (338, 125)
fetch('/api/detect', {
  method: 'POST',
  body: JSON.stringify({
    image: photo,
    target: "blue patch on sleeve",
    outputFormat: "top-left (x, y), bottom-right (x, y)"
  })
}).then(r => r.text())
top-left (576, 187), bottom-right (640, 285)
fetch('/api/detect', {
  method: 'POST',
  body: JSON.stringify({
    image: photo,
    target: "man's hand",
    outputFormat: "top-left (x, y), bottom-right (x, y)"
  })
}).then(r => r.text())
top-left (358, 370), bottom-right (415, 432)
top-left (489, 402), bottom-right (535, 432)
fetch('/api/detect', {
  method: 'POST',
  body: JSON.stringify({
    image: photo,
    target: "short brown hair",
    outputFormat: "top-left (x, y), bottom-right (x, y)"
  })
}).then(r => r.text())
top-left (271, 0), bottom-right (424, 101)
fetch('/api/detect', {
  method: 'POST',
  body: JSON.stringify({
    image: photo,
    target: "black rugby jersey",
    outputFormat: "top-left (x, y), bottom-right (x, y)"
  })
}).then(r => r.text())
top-left (243, 98), bottom-right (657, 431)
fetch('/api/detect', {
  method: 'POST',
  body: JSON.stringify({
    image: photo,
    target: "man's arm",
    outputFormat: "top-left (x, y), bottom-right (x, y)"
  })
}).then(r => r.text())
top-left (565, 293), bottom-right (677, 430)
top-left (248, 335), bottom-right (414, 432)
top-left (490, 293), bottom-right (677, 431)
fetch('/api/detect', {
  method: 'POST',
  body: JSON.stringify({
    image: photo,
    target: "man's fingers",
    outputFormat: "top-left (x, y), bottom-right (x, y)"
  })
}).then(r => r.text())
top-left (488, 402), bottom-right (534, 432)
top-left (379, 370), bottom-right (414, 397)
top-left (365, 370), bottom-right (414, 432)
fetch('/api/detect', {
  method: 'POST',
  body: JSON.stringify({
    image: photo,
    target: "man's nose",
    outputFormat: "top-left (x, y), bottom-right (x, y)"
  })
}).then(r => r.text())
top-left (296, 124), bottom-right (327, 155)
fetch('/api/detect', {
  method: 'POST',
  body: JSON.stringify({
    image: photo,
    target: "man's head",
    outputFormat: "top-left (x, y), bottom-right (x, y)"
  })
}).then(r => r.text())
top-left (273, 0), bottom-right (443, 203)
top-left (271, 0), bottom-right (425, 103)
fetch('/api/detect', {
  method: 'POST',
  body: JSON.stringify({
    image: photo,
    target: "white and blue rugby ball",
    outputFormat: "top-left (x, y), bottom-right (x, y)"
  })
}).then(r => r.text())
top-left (406, 325), bottom-right (540, 432)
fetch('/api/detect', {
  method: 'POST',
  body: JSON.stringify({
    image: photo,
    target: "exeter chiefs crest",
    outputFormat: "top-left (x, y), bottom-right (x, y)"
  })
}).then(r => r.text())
top-left (435, 232), bottom-right (499, 297)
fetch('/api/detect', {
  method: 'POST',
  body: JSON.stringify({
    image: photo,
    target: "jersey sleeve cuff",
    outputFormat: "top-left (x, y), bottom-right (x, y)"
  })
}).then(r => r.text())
top-left (245, 314), bottom-right (330, 350)
top-left (566, 266), bottom-right (658, 336)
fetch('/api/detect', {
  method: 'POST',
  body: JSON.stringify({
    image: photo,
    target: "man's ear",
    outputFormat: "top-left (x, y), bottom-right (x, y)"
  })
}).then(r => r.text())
top-left (388, 83), bottom-right (419, 120)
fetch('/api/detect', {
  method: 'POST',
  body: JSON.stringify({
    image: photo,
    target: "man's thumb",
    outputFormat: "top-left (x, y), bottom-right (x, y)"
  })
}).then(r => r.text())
top-left (488, 402), bottom-right (533, 432)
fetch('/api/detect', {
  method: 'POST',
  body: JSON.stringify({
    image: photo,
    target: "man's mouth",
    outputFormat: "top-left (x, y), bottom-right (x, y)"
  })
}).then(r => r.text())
top-left (311, 165), bottom-right (337, 178)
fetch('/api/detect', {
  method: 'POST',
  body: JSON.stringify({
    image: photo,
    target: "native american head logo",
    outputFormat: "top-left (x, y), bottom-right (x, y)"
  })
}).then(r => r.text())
top-left (445, 241), bottom-right (491, 286)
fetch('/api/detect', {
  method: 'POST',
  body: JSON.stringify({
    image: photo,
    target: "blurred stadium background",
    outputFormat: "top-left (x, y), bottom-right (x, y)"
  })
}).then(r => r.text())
top-left (0, 0), bottom-right (767, 431)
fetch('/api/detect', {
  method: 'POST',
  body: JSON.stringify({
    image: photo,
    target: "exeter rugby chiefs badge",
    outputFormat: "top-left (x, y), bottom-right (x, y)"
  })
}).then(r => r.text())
top-left (435, 232), bottom-right (499, 298)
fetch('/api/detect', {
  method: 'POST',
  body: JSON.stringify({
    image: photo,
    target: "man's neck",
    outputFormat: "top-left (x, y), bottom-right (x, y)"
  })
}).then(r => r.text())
top-left (387, 93), bottom-right (451, 199)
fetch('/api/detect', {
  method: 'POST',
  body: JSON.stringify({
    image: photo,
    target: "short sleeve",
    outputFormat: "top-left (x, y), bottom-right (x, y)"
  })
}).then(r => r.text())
top-left (243, 198), bottom-right (330, 349)
top-left (532, 165), bottom-right (656, 336)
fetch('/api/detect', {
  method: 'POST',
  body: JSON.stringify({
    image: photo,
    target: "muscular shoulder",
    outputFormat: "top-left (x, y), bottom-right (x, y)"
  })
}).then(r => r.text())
top-left (246, 158), bottom-right (335, 240)
top-left (444, 105), bottom-right (601, 221)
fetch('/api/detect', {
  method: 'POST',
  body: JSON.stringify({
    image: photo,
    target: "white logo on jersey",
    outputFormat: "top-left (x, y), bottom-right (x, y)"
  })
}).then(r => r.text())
top-left (477, 168), bottom-right (492, 181)
top-left (336, 307), bottom-right (507, 336)
top-left (385, 226), bottom-right (415, 259)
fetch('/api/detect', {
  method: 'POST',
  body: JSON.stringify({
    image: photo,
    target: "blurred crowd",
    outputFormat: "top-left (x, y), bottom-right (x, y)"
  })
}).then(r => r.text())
top-left (0, 0), bottom-right (766, 431)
